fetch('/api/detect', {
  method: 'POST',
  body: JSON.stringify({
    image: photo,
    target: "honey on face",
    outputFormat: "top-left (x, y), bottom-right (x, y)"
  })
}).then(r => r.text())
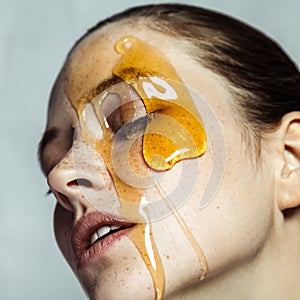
top-left (113, 36), bottom-right (207, 170)
top-left (70, 35), bottom-right (209, 299)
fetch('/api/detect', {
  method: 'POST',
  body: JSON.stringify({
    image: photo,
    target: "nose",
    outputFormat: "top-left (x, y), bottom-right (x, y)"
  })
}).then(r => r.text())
top-left (47, 140), bottom-right (113, 214)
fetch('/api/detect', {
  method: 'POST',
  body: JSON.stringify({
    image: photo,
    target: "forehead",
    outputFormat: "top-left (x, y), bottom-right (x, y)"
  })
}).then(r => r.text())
top-left (48, 21), bottom-right (232, 127)
top-left (48, 22), bottom-right (176, 122)
top-left (62, 23), bottom-right (180, 109)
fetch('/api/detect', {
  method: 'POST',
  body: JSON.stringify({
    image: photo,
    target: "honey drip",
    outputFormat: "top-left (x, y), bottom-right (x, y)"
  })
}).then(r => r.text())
top-left (92, 118), bottom-right (165, 297)
top-left (156, 183), bottom-right (208, 280)
top-left (113, 36), bottom-right (207, 170)
top-left (94, 130), bottom-right (145, 221)
top-left (77, 98), bottom-right (165, 298)
top-left (86, 114), bottom-right (165, 298)
top-left (128, 223), bottom-right (165, 300)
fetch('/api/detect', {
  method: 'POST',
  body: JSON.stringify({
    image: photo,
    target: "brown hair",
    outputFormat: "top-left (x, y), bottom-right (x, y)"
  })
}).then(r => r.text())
top-left (72, 4), bottom-right (300, 141)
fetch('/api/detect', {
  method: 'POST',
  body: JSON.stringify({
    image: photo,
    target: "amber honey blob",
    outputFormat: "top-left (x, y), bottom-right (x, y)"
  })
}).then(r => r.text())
top-left (113, 36), bottom-right (207, 170)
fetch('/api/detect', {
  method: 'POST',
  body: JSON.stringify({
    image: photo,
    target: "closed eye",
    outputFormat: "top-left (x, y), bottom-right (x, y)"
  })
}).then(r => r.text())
top-left (101, 93), bottom-right (124, 134)
top-left (114, 114), bottom-right (150, 141)
top-left (38, 126), bottom-right (74, 175)
top-left (100, 83), bottom-right (148, 138)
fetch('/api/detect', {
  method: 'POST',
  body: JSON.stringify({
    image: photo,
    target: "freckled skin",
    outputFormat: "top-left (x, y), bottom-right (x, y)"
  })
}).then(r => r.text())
top-left (41, 20), bottom-right (300, 300)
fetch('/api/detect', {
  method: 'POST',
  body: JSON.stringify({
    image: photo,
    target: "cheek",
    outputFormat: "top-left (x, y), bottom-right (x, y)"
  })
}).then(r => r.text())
top-left (54, 203), bottom-right (74, 267)
top-left (182, 158), bottom-right (274, 278)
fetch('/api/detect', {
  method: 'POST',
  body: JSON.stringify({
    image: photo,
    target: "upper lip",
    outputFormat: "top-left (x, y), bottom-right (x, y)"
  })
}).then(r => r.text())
top-left (71, 211), bottom-right (134, 259)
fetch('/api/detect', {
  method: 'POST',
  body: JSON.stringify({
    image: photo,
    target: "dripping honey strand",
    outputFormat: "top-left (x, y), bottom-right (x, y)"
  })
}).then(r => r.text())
top-left (155, 183), bottom-right (208, 280)
top-left (128, 223), bottom-right (165, 300)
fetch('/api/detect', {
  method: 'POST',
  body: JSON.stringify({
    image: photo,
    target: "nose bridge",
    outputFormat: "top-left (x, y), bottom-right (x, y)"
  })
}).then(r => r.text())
top-left (47, 138), bottom-right (113, 212)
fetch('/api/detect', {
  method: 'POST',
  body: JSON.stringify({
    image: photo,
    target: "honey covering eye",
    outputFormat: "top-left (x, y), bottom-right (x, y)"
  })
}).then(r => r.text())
top-left (113, 36), bottom-right (207, 170)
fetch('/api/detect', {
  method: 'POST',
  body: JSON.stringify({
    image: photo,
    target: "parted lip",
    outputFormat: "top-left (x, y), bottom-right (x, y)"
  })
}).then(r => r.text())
top-left (71, 211), bottom-right (135, 269)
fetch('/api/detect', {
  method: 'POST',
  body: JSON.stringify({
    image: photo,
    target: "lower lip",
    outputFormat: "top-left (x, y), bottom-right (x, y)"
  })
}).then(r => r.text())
top-left (76, 227), bottom-right (133, 269)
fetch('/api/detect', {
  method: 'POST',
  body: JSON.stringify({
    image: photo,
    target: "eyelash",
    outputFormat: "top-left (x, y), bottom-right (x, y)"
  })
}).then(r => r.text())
top-left (46, 189), bottom-right (52, 196)
top-left (116, 115), bottom-right (150, 141)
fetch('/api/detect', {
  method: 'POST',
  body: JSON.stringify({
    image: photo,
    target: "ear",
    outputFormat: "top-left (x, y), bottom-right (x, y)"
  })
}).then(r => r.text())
top-left (276, 112), bottom-right (300, 211)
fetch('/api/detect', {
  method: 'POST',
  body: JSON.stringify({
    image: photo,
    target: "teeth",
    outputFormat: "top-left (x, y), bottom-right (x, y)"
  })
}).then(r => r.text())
top-left (90, 232), bottom-right (99, 245)
top-left (90, 225), bottom-right (123, 246)
top-left (110, 225), bottom-right (121, 231)
top-left (97, 226), bottom-right (111, 238)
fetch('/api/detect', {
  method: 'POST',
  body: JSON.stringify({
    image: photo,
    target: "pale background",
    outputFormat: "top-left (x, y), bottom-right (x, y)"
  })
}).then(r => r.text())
top-left (0, 0), bottom-right (299, 299)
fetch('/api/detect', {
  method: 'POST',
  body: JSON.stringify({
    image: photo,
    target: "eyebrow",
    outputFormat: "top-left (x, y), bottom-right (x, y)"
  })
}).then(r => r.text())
top-left (95, 67), bottom-right (154, 95)
top-left (94, 67), bottom-right (153, 96)
top-left (95, 74), bottom-right (123, 96)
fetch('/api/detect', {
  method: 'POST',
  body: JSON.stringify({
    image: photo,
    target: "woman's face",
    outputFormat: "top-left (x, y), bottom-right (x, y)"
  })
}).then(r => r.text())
top-left (40, 22), bottom-right (276, 300)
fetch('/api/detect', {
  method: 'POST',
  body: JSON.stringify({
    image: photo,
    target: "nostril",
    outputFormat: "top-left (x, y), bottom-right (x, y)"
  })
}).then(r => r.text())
top-left (67, 178), bottom-right (93, 188)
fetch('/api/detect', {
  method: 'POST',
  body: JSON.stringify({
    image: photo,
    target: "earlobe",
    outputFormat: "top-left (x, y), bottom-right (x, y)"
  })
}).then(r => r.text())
top-left (276, 113), bottom-right (300, 211)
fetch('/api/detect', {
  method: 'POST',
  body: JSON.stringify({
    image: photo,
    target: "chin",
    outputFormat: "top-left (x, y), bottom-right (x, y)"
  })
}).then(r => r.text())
top-left (72, 240), bottom-right (155, 300)
top-left (80, 268), bottom-right (155, 300)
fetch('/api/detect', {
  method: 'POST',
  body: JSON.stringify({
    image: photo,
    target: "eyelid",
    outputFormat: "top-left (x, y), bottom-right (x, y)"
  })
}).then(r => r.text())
top-left (38, 127), bottom-right (60, 167)
top-left (114, 114), bottom-right (150, 141)
top-left (40, 127), bottom-right (75, 176)
top-left (98, 83), bottom-right (147, 136)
